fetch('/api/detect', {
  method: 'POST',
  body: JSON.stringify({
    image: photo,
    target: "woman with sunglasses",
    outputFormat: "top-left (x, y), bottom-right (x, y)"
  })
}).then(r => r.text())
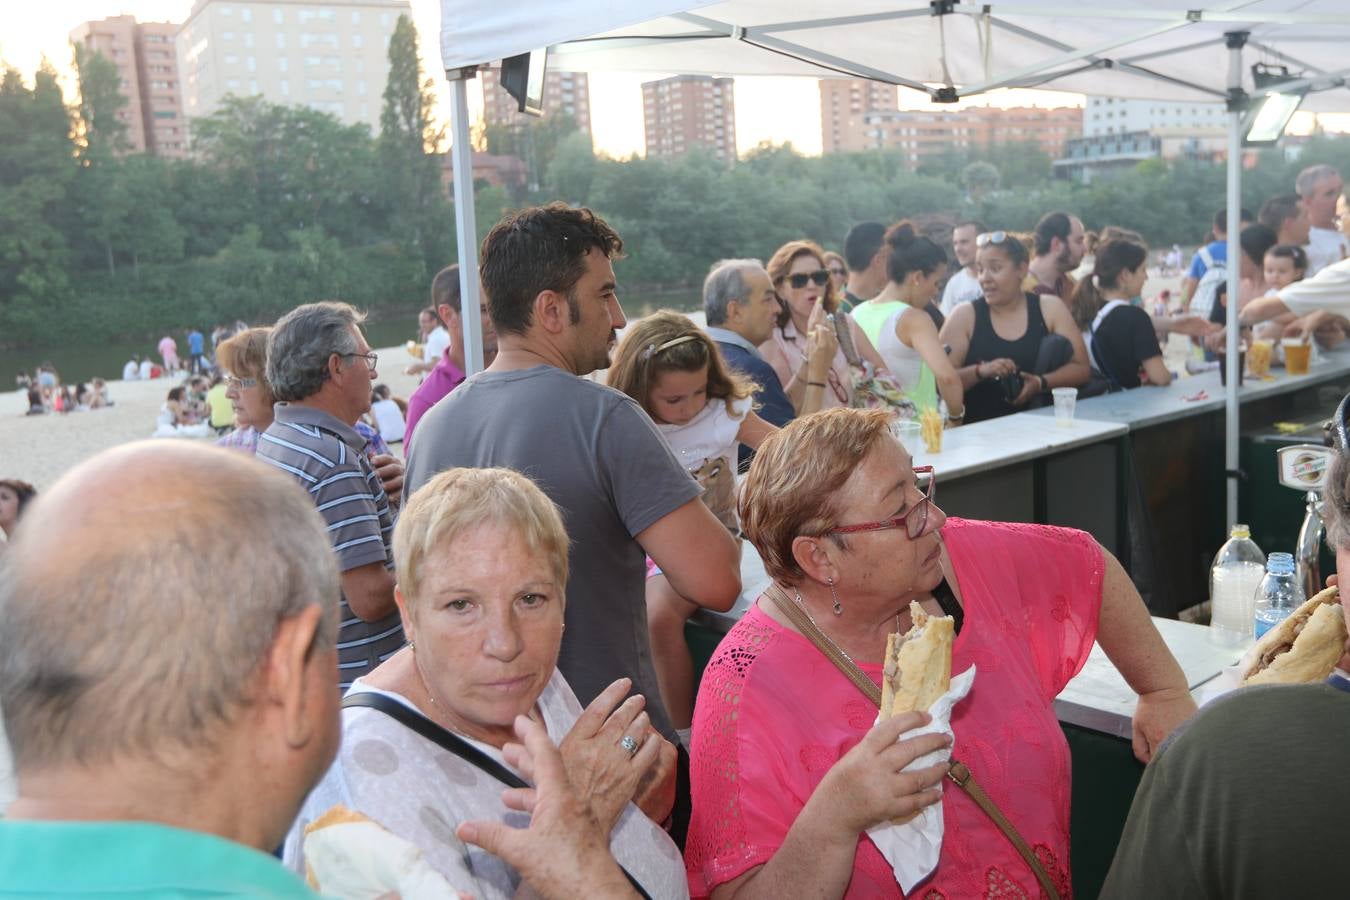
top-left (941, 230), bottom-right (1091, 423)
top-left (684, 408), bottom-right (1196, 900)
top-left (761, 240), bottom-right (891, 412)
top-left (823, 251), bottom-right (849, 298)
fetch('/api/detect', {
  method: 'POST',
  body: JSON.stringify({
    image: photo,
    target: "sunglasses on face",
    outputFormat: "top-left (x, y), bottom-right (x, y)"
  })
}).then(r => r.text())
top-left (828, 266), bottom-right (846, 278)
top-left (976, 231), bottom-right (1010, 248)
top-left (784, 270), bottom-right (831, 290)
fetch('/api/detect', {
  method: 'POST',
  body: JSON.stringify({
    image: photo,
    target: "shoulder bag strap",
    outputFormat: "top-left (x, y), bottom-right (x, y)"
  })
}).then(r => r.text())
top-left (342, 692), bottom-right (527, 787)
top-left (832, 313), bottom-right (864, 369)
top-left (761, 585), bottom-right (1060, 900)
top-left (341, 692), bottom-right (654, 900)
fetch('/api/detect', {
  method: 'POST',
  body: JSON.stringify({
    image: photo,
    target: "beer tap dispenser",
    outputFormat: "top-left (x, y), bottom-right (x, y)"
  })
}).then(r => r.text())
top-left (1276, 444), bottom-right (1332, 600)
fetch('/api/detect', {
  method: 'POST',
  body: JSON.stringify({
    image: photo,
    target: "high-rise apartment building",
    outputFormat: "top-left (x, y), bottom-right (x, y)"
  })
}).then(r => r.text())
top-left (641, 75), bottom-right (737, 164)
top-left (820, 78), bottom-right (899, 154)
top-left (70, 16), bottom-right (187, 157)
top-left (479, 67), bottom-right (591, 137)
top-left (834, 104), bottom-right (1082, 167)
top-left (1084, 96), bottom-right (1226, 137)
top-left (176, 0), bottom-right (411, 137)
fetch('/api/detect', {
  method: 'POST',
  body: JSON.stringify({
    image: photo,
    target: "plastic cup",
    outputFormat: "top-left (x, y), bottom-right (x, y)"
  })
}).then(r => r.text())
top-left (1052, 387), bottom-right (1076, 427)
top-left (1283, 339), bottom-right (1311, 375)
top-left (889, 417), bottom-right (921, 447)
top-left (1247, 339), bottom-right (1273, 378)
top-left (1217, 349), bottom-right (1245, 387)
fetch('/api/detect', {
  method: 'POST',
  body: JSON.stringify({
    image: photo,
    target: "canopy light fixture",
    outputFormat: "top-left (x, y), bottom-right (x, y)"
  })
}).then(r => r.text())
top-left (500, 48), bottom-right (548, 116)
top-left (1243, 62), bottom-right (1306, 146)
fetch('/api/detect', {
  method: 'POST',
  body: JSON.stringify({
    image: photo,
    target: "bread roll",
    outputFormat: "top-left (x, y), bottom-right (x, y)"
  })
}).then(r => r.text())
top-left (1242, 587), bottom-right (1347, 686)
top-left (879, 602), bottom-right (955, 826)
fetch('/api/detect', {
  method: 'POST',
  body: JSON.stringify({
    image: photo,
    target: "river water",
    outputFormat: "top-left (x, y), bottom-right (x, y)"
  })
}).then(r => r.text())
top-left (1, 290), bottom-right (702, 386)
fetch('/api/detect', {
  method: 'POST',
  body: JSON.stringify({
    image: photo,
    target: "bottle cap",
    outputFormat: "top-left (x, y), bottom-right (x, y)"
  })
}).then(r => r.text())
top-left (1231, 524), bottom-right (1251, 538)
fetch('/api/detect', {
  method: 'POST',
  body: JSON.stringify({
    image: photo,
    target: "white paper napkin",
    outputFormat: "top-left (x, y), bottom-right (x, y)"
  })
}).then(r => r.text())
top-left (866, 666), bottom-right (976, 894)
top-left (305, 821), bottom-right (463, 900)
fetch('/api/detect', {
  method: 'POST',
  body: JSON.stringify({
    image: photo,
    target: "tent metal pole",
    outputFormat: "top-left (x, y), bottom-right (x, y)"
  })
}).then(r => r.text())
top-left (447, 70), bottom-right (484, 376)
top-left (1224, 32), bottom-right (1247, 529)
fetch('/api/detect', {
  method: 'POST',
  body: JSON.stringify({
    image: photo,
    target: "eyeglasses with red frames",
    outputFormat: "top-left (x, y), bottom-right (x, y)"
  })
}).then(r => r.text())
top-left (827, 466), bottom-right (936, 540)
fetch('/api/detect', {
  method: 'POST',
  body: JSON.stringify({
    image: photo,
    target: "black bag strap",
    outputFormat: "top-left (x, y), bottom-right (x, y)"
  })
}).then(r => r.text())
top-left (343, 692), bottom-right (526, 787)
top-left (341, 691), bottom-right (652, 900)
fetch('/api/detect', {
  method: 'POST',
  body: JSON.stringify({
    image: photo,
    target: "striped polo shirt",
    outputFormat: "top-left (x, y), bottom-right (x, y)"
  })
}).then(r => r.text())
top-left (257, 403), bottom-right (404, 688)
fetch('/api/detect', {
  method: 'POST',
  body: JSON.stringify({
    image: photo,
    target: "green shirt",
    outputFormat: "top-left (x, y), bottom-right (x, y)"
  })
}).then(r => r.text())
top-left (1100, 682), bottom-right (1350, 899)
top-left (0, 820), bottom-right (319, 898)
top-left (837, 288), bottom-right (865, 315)
top-left (207, 383), bottom-right (234, 429)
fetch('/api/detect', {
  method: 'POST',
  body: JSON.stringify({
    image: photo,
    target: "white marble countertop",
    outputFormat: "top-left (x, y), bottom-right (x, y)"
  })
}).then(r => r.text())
top-left (1027, 347), bottom-right (1350, 431)
top-left (896, 411), bottom-right (1127, 480)
top-left (1053, 617), bottom-right (1250, 738)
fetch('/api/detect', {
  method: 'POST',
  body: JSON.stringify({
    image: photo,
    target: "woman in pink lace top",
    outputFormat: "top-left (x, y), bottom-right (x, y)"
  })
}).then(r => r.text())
top-left (684, 409), bottom-right (1197, 899)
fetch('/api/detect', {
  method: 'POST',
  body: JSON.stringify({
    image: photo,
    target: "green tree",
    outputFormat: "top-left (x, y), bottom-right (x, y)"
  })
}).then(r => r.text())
top-left (483, 112), bottom-right (582, 196)
top-left (72, 45), bottom-right (131, 275)
top-left (192, 96), bottom-right (382, 248)
top-left (379, 14), bottom-right (448, 278)
top-left (0, 63), bottom-right (76, 344)
top-left (961, 161), bottom-right (1000, 204)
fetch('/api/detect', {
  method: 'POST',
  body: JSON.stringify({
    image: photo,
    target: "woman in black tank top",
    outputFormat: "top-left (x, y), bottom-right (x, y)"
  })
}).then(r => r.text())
top-left (939, 232), bottom-right (1092, 424)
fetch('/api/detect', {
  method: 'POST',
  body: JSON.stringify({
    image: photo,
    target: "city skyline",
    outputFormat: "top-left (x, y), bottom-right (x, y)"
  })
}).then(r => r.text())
top-left (7, 1), bottom-right (1344, 161)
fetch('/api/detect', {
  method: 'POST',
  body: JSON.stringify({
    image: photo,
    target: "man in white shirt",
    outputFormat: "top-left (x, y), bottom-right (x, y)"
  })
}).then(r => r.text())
top-left (121, 357), bottom-right (140, 381)
top-left (940, 220), bottom-right (985, 316)
top-left (405, 308), bottom-right (450, 376)
top-left (1238, 256), bottom-right (1350, 330)
top-left (1297, 164), bottom-right (1350, 276)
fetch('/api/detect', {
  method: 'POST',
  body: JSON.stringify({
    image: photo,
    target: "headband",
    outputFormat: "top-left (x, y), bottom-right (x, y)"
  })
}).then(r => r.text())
top-left (641, 334), bottom-right (701, 360)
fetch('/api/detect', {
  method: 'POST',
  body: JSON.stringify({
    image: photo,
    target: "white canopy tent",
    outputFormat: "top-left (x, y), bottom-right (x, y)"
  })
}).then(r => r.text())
top-left (439, 0), bottom-right (1350, 525)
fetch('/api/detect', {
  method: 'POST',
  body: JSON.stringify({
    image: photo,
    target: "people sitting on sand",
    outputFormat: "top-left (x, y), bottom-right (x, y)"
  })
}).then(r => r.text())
top-left (368, 383), bottom-right (406, 445)
top-left (153, 386), bottom-right (211, 438)
top-left (138, 356), bottom-right (155, 380)
top-left (88, 378), bottom-right (111, 409)
top-left (122, 356), bottom-right (140, 381)
top-left (205, 374), bottom-right (233, 435)
top-left (24, 387), bottom-right (43, 417)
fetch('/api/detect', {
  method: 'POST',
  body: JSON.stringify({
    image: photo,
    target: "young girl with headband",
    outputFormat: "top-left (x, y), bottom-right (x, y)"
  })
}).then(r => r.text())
top-left (608, 311), bottom-right (778, 743)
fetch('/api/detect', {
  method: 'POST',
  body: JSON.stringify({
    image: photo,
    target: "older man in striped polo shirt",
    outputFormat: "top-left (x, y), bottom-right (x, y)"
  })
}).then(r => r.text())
top-left (258, 301), bottom-right (403, 688)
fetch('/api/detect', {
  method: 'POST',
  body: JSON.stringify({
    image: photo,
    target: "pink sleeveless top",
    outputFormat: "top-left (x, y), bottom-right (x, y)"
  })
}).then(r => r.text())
top-left (685, 518), bottom-right (1103, 899)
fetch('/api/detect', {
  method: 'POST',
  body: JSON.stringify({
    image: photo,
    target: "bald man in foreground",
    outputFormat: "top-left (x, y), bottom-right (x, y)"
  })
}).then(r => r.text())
top-left (0, 443), bottom-right (644, 899)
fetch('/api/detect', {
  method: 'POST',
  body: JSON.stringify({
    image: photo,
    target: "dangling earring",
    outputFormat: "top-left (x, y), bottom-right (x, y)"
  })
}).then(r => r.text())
top-left (828, 576), bottom-right (842, 616)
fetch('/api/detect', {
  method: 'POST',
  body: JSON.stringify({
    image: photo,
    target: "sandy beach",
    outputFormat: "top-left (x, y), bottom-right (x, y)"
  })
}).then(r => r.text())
top-left (1, 276), bottom-right (1187, 495)
top-left (1, 343), bottom-right (426, 493)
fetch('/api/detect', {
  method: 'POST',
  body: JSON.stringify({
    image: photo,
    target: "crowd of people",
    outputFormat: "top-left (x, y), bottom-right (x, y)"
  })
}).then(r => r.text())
top-left (14, 364), bottom-right (111, 416)
top-left (2, 162), bottom-right (1349, 898)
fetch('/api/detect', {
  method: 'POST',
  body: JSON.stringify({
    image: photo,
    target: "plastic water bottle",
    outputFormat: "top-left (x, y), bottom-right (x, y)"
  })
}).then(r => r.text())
top-left (1254, 553), bottom-right (1304, 640)
top-left (1209, 525), bottom-right (1265, 645)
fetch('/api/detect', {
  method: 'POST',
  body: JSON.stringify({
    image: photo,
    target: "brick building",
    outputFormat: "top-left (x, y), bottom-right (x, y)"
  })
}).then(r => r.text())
top-left (641, 75), bottom-right (737, 164)
top-left (479, 67), bottom-right (591, 137)
top-left (70, 16), bottom-right (187, 157)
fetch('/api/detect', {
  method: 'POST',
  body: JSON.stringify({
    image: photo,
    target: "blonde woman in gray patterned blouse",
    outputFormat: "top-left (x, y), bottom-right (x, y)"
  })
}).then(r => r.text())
top-left (284, 466), bottom-right (688, 899)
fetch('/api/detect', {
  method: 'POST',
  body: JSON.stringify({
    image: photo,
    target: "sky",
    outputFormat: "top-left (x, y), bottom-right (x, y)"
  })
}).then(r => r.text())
top-left (2, 0), bottom-right (1336, 159)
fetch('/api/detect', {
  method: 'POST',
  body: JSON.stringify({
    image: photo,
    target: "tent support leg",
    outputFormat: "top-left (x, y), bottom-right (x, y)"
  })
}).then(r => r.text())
top-left (1224, 32), bottom-right (1247, 529)
top-left (447, 70), bottom-right (485, 376)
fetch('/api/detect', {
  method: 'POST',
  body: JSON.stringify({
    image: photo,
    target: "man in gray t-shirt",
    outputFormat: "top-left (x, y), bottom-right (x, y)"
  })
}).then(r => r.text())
top-left (405, 205), bottom-right (741, 745)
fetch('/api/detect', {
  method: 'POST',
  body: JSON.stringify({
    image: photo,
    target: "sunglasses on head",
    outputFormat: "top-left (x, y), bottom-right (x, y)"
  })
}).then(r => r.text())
top-left (976, 231), bottom-right (1010, 247)
top-left (1332, 392), bottom-right (1350, 455)
top-left (785, 270), bottom-right (831, 289)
